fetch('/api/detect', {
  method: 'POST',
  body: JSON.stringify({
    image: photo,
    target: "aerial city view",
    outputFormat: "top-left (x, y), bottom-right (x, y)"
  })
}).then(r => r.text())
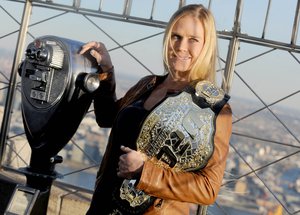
top-left (1, 1), bottom-right (300, 215)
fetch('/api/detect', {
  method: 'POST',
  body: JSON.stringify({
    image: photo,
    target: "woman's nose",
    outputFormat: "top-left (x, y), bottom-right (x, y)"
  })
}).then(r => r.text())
top-left (176, 39), bottom-right (188, 52)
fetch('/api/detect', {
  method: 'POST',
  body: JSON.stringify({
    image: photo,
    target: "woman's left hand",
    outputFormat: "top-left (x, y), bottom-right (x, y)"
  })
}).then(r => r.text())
top-left (117, 146), bottom-right (145, 179)
top-left (79, 41), bottom-right (113, 73)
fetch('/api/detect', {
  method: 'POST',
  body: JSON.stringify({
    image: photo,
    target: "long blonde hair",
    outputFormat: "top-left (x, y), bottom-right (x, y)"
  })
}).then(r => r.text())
top-left (163, 4), bottom-right (218, 83)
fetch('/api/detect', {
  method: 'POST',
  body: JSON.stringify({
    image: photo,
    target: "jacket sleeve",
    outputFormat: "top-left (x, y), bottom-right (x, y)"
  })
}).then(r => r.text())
top-left (136, 104), bottom-right (232, 205)
top-left (94, 73), bottom-right (156, 128)
top-left (93, 68), bottom-right (119, 127)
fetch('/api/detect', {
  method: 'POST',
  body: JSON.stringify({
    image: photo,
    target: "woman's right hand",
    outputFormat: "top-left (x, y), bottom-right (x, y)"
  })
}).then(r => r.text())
top-left (117, 146), bottom-right (145, 179)
top-left (79, 41), bottom-right (113, 73)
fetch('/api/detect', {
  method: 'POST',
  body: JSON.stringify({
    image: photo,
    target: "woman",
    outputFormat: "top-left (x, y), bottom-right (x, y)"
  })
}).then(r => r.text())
top-left (80, 4), bottom-right (232, 215)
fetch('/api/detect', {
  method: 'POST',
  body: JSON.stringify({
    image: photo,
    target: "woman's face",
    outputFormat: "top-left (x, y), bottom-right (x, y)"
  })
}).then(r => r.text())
top-left (168, 15), bottom-right (205, 78)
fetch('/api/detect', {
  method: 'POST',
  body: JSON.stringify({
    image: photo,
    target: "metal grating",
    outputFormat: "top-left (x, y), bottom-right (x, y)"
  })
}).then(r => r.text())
top-left (0, 0), bottom-right (300, 214)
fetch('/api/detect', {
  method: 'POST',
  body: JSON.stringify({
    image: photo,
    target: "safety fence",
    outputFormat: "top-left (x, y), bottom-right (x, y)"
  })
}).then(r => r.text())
top-left (0, 0), bottom-right (300, 214)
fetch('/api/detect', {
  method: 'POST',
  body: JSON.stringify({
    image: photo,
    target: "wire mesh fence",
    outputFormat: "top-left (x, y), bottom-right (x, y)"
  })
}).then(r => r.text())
top-left (0, 0), bottom-right (300, 214)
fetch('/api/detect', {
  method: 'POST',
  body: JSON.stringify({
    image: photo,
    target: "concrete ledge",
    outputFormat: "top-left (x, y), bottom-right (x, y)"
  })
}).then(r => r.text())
top-left (48, 184), bottom-right (92, 215)
top-left (0, 169), bottom-right (92, 215)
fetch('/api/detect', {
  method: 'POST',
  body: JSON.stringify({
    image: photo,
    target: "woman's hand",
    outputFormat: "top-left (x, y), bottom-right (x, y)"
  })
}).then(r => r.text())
top-left (117, 146), bottom-right (145, 179)
top-left (79, 41), bottom-right (113, 73)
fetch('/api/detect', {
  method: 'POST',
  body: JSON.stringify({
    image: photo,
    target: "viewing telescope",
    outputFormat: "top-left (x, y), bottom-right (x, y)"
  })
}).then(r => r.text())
top-left (5, 35), bottom-right (100, 215)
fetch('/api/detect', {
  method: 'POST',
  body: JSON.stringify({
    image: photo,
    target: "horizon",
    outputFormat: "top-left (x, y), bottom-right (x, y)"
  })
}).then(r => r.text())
top-left (1, 1), bottom-right (300, 213)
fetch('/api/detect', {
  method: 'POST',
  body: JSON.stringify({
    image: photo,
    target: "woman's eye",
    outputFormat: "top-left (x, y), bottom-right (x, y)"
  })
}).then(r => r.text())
top-left (190, 38), bottom-right (199, 43)
top-left (171, 34), bottom-right (181, 41)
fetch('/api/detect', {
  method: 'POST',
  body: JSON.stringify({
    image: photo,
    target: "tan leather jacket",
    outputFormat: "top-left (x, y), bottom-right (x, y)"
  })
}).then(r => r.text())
top-left (138, 102), bottom-right (232, 214)
top-left (91, 72), bottom-right (232, 215)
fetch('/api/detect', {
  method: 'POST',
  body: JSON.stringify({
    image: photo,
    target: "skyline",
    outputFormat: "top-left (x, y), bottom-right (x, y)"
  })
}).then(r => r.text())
top-left (1, 79), bottom-right (300, 214)
top-left (0, 1), bottom-right (300, 214)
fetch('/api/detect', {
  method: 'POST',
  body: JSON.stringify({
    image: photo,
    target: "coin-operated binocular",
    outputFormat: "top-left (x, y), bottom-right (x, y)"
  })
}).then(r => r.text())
top-left (16, 35), bottom-right (100, 214)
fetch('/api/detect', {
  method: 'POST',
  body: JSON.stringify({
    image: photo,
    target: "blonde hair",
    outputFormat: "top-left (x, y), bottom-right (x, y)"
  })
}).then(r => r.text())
top-left (163, 4), bottom-right (218, 83)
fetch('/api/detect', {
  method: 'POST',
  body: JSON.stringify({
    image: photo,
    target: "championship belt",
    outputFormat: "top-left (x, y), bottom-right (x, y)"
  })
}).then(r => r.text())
top-left (113, 80), bottom-right (229, 214)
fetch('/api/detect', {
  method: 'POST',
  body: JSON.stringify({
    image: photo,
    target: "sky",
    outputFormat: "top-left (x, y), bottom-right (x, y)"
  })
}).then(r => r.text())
top-left (1, 2), bottom-right (299, 212)
top-left (0, 0), bottom-right (299, 111)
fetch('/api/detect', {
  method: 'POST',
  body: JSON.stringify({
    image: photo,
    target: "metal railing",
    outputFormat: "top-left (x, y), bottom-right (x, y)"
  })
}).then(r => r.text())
top-left (1, 0), bottom-right (300, 214)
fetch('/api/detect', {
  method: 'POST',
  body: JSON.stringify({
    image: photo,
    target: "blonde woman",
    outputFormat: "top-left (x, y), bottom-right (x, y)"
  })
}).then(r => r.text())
top-left (81, 4), bottom-right (232, 215)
